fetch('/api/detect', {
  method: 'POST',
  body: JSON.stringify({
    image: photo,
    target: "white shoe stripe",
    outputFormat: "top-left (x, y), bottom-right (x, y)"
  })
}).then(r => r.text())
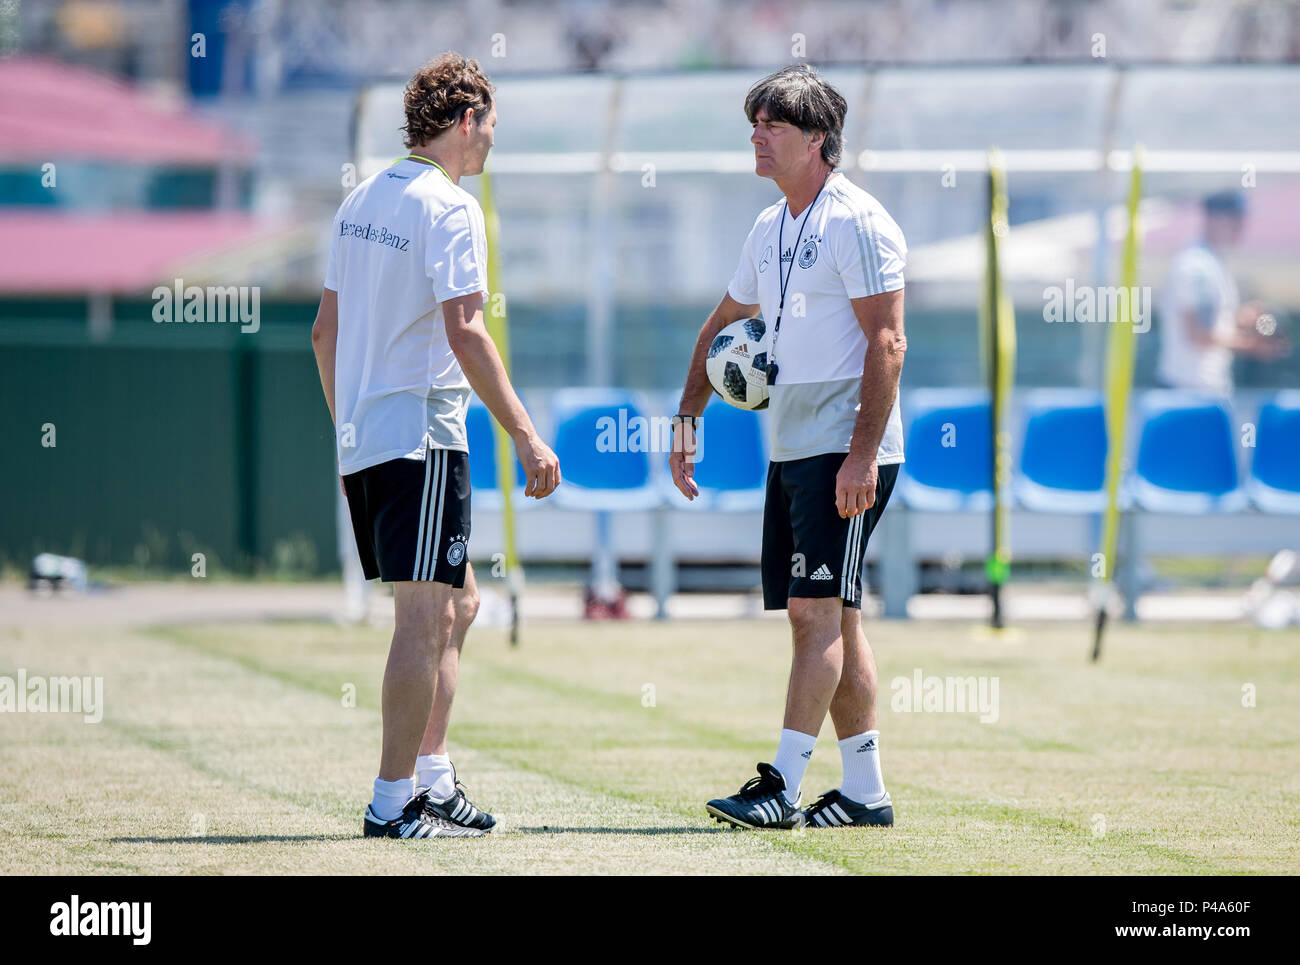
top-left (830, 802), bottom-right (852, 824)
top-left (451, 799), bottom-right (465, 820)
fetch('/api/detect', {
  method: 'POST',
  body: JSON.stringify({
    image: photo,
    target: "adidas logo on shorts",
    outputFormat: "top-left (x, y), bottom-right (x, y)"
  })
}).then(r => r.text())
top-left (810, 564), bottom-right (834, 580)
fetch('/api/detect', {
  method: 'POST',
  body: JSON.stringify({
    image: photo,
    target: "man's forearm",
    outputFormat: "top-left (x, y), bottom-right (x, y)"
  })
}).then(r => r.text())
top-left (312, 333), bottom-right (337, 425)
top-left (450, 327), bottom-right (533, 439)
top-left (678, 316), bottom-right (727, 416)
top-left (850, 335), bottom-right (905, 459)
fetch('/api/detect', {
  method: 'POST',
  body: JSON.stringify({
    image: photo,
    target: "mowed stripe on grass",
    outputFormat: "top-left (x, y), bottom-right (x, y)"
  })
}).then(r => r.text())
top-left (1, 615), bottom-right (1298, 874)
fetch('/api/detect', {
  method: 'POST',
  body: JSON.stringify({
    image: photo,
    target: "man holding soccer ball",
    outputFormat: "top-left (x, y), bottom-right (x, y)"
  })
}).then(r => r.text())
top-left (312, 53), bottom-right (560, 840)
top-left (670, 65), bottom-right (907, 830)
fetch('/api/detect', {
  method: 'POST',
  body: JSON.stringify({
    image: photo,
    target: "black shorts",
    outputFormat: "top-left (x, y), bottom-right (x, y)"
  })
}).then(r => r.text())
top-left (342, 446), bottom-right (471, 585)
top-left (761, 454), bottom-right (899, 610)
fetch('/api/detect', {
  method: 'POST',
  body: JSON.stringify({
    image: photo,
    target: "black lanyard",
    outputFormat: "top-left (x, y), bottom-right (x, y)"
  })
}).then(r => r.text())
top-left (768, 181), bottom-right (826, 385)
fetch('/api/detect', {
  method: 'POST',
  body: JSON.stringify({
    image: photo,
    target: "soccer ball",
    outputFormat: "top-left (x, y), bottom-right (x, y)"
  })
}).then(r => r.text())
top-left (706, 317), bottom-right (769, 410)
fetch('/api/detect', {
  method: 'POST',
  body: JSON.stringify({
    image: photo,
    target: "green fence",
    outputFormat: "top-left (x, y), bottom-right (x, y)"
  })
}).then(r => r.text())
top-left (0, 297), bottom-right (336, 576)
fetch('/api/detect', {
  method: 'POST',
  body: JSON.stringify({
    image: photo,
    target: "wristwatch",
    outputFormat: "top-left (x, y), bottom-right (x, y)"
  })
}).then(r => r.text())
top-left (671, 414), bottom-right (699, 430)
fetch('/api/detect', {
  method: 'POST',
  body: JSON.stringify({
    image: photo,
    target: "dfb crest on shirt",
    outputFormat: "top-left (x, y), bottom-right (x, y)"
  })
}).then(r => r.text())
top-left (798, 238), bottom-right (819, 269)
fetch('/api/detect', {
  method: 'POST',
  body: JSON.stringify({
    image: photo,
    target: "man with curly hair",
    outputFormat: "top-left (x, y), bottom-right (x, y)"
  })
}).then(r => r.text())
top-left (312, 53), bottom-right (561, 840)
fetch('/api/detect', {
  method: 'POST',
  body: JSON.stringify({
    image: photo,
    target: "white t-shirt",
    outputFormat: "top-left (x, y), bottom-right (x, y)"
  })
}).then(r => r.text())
top-left (1157, 241), bottom-right (1238, 396)
top-left (325, 158), bottom-right (488, 475)
top-left (727, 174), bottom-right (907, 463)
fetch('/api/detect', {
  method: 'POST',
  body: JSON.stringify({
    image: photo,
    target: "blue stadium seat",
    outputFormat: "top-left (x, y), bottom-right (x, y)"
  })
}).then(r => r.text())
top-left (1248, 390), bottom-right (1300, 514)
top-left (550, 388), bottom-right (663, 512)
top-left (898, 389), bottom-right (992, 511)
top-left (1013, 390), bottom-right (1109, 513)
top-left (659, 396), bottom-right (767, 511)
top-left (466, 401), bottom-right (528, 511)
top-left (1131, 391), bottom-right (1247, 513)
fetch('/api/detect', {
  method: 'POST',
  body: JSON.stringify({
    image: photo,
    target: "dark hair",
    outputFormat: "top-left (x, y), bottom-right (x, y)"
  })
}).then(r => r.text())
top-left (402, 52), bottom-right (495, 149)
top-left (744, 64), bottom-right (847, 168)
top-left (1203, 190), bottom-right (1246, 217)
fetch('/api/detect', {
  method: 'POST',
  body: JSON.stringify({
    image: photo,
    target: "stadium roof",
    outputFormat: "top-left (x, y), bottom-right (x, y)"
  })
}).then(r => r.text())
top-left (0, 211), bottom-right (297, 294)
top-left (0, 56), bottom-right (253, 165)
top-left (907, 182), bottom-right (1300, 301)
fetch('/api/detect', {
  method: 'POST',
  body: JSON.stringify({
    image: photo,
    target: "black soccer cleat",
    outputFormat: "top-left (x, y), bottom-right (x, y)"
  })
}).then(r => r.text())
top-left (802, 788), bottom-right (894, 828)
top-left (705, 763), bottom-right (803, 829)
top-left (420, 764), bottom-right (496, 832)
top-left (363, 786), bottom-right (485, 839)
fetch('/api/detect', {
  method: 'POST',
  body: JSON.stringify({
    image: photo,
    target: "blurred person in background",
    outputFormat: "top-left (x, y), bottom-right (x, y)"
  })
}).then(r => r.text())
top-left (313, 53), bottom-right (560, 841)
top-left (1157, 190), bottom-right (1289, 395)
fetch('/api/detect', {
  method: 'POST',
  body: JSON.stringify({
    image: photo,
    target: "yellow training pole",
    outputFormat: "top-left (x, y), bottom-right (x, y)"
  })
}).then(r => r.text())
top-left (479, 165), bottom-right (524, 646)
top-left (1093, 145), bottom-right (1144, 661)
top-left (983, 149), bottom-right (1016, 629)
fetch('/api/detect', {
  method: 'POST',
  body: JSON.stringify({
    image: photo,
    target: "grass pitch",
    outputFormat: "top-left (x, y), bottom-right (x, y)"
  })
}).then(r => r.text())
top-left (2, 610), bottom-right (1298, 875)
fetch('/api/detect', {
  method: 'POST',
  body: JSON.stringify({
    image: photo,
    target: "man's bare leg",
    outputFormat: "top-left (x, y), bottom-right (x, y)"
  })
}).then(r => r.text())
top-left (365, 578), bottom-right (488, 835)
top-left (783, 596), bottom-right (845, 735)
top-left (410, 564), bottom-right (496, 829)
top-left (826, 605), bottom-right (889, 807)
top-left (378, 580), bottom-right (455, 782)
top-left (765, 596), bottom-right (844, 802)
top-left (829, 605), bottom-right (877, 737)
top-left (419, 562), bottom-right (480, 761)
top-left (706, 594), bottom-right (844, 825)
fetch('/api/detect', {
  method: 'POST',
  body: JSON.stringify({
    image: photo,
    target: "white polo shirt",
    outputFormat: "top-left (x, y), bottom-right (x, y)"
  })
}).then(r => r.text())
top-left (325, 158), bottom-right (489, 475)
top-left (727, 173), bottom-right (907, 463)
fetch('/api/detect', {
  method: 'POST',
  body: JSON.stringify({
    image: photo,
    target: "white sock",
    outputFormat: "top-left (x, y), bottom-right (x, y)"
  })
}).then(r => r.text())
top-left (839, 730), bottom-right (886, 804)
top-left (415, 753), bottom-right (455, 800)
top-left (772, 728), bottom-right (817, 804)
top-left (370, 776), bottom-right (414, 822)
